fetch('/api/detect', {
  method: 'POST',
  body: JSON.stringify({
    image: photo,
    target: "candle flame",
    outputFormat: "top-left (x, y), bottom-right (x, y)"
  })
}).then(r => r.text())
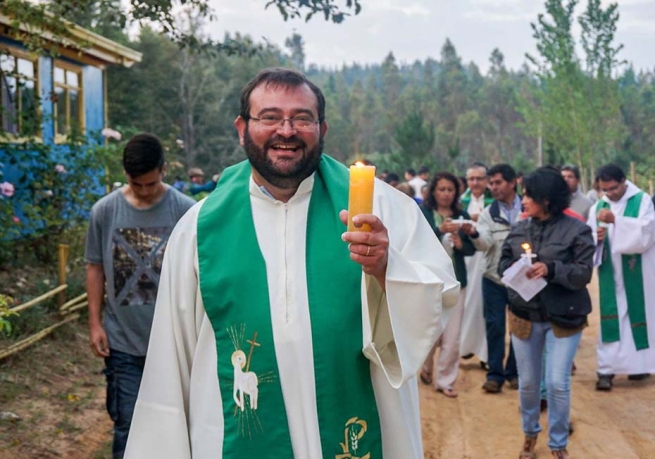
top-left (355, 161), bottom-right (365, 167)
top-left (521, 243), bottom-right (531, 251)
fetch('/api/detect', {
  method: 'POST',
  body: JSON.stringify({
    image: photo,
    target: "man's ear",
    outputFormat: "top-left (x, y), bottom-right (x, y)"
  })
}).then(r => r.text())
top-left (320, 120), bottom-right (329, 138)
top-left (235, 116), bottom-right (247, 146)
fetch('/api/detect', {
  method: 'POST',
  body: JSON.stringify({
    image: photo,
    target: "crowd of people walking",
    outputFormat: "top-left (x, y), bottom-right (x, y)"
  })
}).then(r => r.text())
top-left (382, 160), bottom-right (655, 459)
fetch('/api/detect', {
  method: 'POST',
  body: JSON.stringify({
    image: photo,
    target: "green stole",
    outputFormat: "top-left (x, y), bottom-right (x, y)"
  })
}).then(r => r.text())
top-left (597, 192), bottom-right (649, 350)
top-left (197, 155), bottom-right (382, 458)
top-left (460, 188), bottom-right (493, 209)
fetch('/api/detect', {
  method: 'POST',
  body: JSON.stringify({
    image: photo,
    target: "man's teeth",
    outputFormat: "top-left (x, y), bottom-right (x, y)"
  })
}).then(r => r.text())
top-left (272, 145), bottom-right (298, 150)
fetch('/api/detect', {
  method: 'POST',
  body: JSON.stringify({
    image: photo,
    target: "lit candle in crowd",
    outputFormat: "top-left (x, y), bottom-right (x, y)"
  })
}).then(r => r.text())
top-left (521, 242), bottom-right (537, 265)
top-left (348, 162), bottom-right (376, 232)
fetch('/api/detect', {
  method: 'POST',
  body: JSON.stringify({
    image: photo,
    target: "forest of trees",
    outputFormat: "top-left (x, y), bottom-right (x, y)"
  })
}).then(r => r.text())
top-left (11, 0), bottom-right (655, 189)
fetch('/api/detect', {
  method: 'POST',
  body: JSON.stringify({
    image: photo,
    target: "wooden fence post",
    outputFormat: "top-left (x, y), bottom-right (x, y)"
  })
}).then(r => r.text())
top-left (57, 244), bottom-right (69, 308)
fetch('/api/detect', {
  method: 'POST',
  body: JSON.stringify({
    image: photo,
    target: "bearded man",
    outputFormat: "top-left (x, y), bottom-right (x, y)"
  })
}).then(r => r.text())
top-left (124, 68), bottom-right (458, 459)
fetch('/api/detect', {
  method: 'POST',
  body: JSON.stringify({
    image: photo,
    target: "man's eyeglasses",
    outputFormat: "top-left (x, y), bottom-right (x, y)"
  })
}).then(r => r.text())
top-left (248, 114), bottom-right (319, 131)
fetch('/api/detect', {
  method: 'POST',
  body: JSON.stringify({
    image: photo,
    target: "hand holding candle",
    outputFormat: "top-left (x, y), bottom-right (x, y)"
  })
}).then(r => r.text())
top-left (347, 162), bottom-right (375, 232)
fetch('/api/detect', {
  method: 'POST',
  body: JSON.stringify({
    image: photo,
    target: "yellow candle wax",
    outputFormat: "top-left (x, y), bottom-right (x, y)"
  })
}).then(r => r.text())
top-left (348, 163), bottom-right (376, 232)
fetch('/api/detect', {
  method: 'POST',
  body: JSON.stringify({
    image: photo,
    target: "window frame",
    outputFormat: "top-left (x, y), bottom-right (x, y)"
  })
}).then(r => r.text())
top-left (0, 45), bottom-right (41, 141)
top-left (53, 59), bottom-right (84, 143)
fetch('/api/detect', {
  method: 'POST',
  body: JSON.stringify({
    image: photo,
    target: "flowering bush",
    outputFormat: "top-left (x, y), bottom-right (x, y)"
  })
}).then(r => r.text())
top-left (0, 129), bottom-right (126, 265)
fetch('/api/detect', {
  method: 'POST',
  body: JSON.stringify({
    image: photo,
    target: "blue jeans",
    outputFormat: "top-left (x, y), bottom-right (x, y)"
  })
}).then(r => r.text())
top-left (104, 349), bottom-right (146, 459)
top-left (512, 322), bottom-right (582, 450)
top-left (482, 278), bottom-right (517, 383)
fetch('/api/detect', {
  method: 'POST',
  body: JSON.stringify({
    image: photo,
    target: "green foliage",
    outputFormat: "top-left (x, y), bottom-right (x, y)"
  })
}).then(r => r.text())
top-left (0, 132), bottom-right (121, 265)
top-left (5, 0), bottom-right (362, 53)
top-left (394, 110), bottom-right (436, 168)
top-left (525, 0), bottom-right (626, 187)
top-left (0, 294), bottom-right (18, 336)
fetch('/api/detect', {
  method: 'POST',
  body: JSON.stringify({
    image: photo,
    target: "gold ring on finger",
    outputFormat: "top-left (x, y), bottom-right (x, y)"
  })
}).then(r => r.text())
top-left (366, 246), bottom-right (371, 257)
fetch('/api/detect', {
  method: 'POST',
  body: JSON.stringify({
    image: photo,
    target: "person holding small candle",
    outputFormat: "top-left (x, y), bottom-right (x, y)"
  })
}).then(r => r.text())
top-left (419, 172), bottom-right (476, 397)
top-left (499, 167), bottom-right (595, 459)
top-left (588, 164), bottom-right (655, 391)
top-left (124, 68), bottom-right (459, 459)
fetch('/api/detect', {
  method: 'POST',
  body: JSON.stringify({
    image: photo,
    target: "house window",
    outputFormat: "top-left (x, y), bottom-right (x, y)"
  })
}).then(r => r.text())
top-left (54, 62), bottom-right (83, 138)
top-left (0, 50), bottom-right (40, 137)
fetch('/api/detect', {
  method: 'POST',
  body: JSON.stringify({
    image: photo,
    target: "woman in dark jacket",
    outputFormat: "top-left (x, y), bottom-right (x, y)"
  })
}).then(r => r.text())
top-left (419, 171), bottom-right (475, 397)
top-left (499, 168), bottom-right (594, 459)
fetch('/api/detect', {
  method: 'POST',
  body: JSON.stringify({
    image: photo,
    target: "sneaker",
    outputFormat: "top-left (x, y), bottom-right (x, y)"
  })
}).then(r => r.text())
top-left (482, 380), bottom-right (502, 393)
top-left (508, 377), bottom-right (519, 390)
top-left (551, 449), bottom-right (569, 459)
top-left (596, 374), bottom-right (614, 391)
top-left (627, 373), bottom-right (650, 381)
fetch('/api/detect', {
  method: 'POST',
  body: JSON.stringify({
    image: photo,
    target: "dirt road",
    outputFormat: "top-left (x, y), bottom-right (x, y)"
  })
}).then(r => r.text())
top-left (3, 279), bottom-right (655, 458)
top-left (421, 278), bottom-right (655, 458)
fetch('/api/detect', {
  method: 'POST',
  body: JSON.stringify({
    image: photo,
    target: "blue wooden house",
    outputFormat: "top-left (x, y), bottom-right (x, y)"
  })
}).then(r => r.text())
top-left (0, 13), bottom-right (141, 235)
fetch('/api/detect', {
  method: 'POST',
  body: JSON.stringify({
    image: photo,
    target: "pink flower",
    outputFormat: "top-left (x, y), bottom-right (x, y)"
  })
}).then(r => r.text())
top-left (102, 128), bottom-right (122, 141)
top-left (55, 164), bottom-right (66, 174)
top-left (0, 182), bottom-right (14, 198)
top-left (12, 216), bottom-right (20, 224)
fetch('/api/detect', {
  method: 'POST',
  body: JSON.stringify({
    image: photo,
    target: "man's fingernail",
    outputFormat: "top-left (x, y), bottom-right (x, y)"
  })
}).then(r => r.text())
top-left (341, 233), bottom-right (346, 241)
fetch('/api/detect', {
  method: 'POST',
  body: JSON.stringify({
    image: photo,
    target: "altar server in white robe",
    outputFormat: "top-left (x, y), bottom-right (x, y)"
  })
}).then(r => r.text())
top-left (124, 68), bottom-right (459, 459)
top-left (588, 164), bottom-right (655, 391)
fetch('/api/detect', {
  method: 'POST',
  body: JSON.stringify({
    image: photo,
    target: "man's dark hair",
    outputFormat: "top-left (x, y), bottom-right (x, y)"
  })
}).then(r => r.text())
top-left (561, 164), bottom-right (581, 180)
top-left (384, 172), bottom-right (400, 184)
top-left (405, 168), bottom-right (416, 177)
top-left (425, 171), bottom-right (461, 215)
top-left (239, 67), bottom-right (326, 122)
top-left (122, 133), bottom-right (165, 177)
top-left (418, 166), bottom-right (430, 175)
top-left (487, 163), bottom-right (516, 183)
top-left (523, 167), bottom-right (570, 216)
top-left (596, 164), bottom-right (626, 183)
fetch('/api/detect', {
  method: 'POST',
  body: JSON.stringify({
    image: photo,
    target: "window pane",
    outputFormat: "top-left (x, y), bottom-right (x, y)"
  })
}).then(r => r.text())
top-left (0, 54), bottom-right (15, 74)
top-left (55, 86), bottom-right (66, 135)
top-left (66, 70), bottom-right (79, 88)
top-left (1, 75), bottom-right (18, 134)
top-left (17, 58), bottom-right (34, 79)
top-left (69, 89), bottom-right (80, 132)
top-left (20, 82), bottom-right (39, 136)
top-left (54, 67), bottom-right (65, 84)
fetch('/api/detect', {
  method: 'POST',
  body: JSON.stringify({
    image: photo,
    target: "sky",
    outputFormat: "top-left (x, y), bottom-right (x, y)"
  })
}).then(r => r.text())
top-left (206, 0), bottom-right (655, 74)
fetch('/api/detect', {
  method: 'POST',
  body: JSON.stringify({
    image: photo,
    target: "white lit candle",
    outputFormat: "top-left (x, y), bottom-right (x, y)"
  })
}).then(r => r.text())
top-left (521, 242), bottom-right (537, 265)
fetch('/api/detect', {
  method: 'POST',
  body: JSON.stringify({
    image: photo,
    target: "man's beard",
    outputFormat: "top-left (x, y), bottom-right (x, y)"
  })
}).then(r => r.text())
top-left (243, 126), bottom-right (323, 190)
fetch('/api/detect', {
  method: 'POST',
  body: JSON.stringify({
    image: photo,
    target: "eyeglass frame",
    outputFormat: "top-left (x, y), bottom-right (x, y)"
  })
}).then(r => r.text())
top-left (246, 113), bottom-right (322, 131)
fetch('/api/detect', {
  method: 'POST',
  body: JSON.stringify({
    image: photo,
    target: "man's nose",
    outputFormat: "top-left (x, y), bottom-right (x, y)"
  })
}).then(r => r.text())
top-left (276, 120), bottom-right (297, 137)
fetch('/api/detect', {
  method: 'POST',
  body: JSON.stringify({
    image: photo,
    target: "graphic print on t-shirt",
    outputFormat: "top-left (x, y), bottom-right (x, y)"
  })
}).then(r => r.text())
top-left (112, 226), bottom-right (171, 307)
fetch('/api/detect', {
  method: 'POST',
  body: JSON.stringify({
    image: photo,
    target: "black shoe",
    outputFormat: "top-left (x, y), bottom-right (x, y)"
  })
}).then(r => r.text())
top-left (628, 373), bottom-right (650, 381)
top-left (507, 377), bottom-right (519, 390)
top-left (482, 380), bottom-right (502, 393)
top-left (596, 374), bottom-right (614, 391)
top-left (461, 353), bottom-right (474, 360)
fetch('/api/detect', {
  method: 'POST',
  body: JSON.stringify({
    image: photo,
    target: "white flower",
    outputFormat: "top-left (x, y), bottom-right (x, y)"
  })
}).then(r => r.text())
top-left (55, 164), bottom-right (66, 174)
top-left (102, 128), bottom-right (122, 141)
top-left (0, 182), bottom-right (14, 198)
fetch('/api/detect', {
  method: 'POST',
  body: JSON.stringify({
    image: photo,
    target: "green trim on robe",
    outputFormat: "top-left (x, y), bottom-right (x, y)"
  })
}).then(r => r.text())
top-left (196, 155), bottom-right (382, 458)
top-left (597, 191), bottom-right (649, 350)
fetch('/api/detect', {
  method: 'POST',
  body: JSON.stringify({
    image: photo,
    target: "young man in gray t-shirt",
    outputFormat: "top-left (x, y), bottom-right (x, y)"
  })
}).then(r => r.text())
top-left (84, 133), bottom-right (195, 459)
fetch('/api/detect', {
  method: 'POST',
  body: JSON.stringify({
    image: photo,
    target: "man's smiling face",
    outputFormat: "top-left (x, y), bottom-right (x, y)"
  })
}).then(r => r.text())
top-left (236, 82), bottom-right (327, 190)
